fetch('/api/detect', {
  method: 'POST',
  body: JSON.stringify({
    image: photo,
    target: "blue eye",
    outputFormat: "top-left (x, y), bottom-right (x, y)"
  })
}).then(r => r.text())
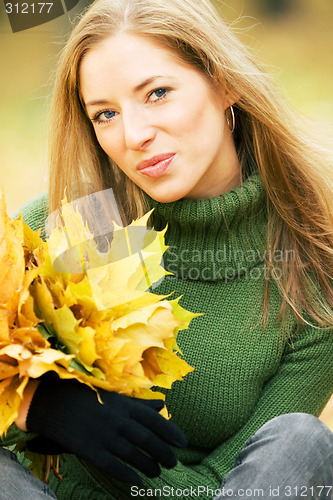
top-left (92, 109), bottom-right (116, 124)
top-left (100, 110), bottom-right (116, 120)
top-left (154, 88), bottom-right (167, 98)
top-left (148, 87), bottom-right (169, 102)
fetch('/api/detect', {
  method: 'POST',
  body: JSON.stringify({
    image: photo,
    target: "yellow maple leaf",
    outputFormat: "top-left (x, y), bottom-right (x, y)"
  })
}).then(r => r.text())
top-left (10, 327), bottom-right (49, 351)
top-left (17, 268), bottom-right (40, 329)
top-left (46, 197), bottom-right (111, 274)
top-left (0, 344), bottom-right (76, 379)
top-left (0, 197), bottom-right (25, 328)
top-left (0, 357), bottom-right (19, 380)
top-left (21, 216), bottom-right (44, 253)
top-left (151, 348), bottom-right (194, 389)
top-left (0, 309), bottom-right (10, 344)
top-left (92, 301), bottom-right (193, 398)
top-left (0, 376), bottom-right (29, 435)
top-left (32, 277), bottom-right (99, 372)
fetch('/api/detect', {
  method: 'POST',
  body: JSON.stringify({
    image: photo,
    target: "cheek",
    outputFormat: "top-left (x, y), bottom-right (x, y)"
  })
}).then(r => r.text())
top-left (171, 94), bottom-right (205, 135)
top-left (95, 129), bottom-right (121, 161)
top-left (170, 92), bottom-right (223, 146)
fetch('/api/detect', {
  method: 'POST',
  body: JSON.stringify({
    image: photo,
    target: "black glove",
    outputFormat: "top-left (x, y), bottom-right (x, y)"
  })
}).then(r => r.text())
top-left (26, 377), bottom-right (187, 484)
top-left (26, 436), bottom-right (67, 455)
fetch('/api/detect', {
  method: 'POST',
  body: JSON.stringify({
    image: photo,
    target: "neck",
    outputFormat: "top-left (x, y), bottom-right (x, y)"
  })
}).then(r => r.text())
top-left (185, 129), bottom-right (242, 200)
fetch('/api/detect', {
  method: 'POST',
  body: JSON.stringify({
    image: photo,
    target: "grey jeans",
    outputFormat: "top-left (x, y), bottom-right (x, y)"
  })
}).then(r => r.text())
top-left (0, 413), bottom-right (332, 499)
top-left (214, 413), bottom-right (333, 499)
top-left (0, 446), bottom-right (57, 499)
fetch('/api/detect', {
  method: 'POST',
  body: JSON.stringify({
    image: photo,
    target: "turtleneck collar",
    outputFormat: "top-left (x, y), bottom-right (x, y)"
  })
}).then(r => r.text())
top-left (145, 172), bottom-right (268, 281)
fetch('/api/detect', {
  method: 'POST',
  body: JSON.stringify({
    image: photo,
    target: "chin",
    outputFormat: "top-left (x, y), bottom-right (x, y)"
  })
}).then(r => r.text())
top-left (146, 188), bottom-right (185, 203)
top-left (140, 176), bottom-right (195, 202)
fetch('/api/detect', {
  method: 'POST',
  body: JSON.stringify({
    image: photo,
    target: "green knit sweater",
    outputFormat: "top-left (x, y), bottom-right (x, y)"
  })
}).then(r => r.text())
top-left (3, 173), bottom-right (333, 500)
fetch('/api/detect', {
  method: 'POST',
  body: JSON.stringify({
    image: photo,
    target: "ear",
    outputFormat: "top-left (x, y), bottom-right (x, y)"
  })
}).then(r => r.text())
top-left (224, 91), bottom-right (240, 110)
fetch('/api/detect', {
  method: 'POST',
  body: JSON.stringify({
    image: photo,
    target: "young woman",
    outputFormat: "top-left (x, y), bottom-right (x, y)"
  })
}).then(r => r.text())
top-left (1, 0), bottom-right (333, 498)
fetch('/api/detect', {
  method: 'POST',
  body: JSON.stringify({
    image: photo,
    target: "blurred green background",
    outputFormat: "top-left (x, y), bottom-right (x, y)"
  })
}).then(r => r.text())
top-left (0, 0), bottom-right (332, 426)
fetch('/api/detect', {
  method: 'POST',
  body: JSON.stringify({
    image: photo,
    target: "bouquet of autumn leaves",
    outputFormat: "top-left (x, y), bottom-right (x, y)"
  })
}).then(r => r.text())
top-left (0, 191), bottom-right (197, 478)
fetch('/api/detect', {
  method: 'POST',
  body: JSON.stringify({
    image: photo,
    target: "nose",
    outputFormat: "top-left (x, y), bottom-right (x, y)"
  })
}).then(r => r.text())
top-left (122, 106), bottom-right (156, 151)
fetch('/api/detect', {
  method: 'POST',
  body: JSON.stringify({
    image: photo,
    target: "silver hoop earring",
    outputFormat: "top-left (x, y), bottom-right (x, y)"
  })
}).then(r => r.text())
top-left (226, 105), bottom-right (235, 133)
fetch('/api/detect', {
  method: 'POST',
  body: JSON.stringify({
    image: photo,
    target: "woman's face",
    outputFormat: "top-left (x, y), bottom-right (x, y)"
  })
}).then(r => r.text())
top-left (80, 33), bottom-right (241, 202)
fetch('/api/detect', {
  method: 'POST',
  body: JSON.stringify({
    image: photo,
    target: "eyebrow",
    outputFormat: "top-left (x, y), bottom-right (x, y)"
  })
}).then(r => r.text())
top-left (85, 76), bottom-right (167, 108)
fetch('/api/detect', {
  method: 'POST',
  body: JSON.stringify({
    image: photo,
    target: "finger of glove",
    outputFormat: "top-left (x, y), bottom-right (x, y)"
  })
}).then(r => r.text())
top-left (107, 436), bottom-right (161, 479)
top-left (92, 450), bottom-right (142, 485)
top-left (134, 398), bottom-right (164, 412)
top-left (135, 407), bottom-right (187, 448)
top-left (27, 436), bottom-right (66, 455)
top-left (123, 422), bottom-right (178, 469)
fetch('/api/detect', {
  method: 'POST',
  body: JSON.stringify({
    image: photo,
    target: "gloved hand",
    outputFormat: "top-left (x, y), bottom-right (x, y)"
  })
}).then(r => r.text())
top-left (26, 377), bottom-right (187, 484)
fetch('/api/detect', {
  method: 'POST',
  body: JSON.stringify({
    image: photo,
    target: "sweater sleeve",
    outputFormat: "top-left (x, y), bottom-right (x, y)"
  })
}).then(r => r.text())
top-left (100, 322), bottom-right (333, 499)
top-left (0, 424), bottom-right (37, 447)
top-left (11, 192), bottom-right (48, 240)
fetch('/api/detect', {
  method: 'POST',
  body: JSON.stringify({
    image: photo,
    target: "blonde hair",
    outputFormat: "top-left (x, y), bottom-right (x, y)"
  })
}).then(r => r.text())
top-left (48, 0), bottom-right (333, 328)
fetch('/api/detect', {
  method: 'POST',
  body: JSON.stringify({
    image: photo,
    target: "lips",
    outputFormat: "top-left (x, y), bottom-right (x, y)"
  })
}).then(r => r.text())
top-left (136, 153), bottom-right (175, 178)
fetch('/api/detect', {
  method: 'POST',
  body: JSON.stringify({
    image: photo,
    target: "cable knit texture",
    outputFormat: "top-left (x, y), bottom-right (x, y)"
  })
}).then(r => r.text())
top-left (3, 173), bottom-right (333, 499)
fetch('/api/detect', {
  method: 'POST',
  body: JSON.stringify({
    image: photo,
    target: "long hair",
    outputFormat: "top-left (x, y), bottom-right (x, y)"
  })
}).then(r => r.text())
top-left (48, 0), bottom-right (333, 328)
